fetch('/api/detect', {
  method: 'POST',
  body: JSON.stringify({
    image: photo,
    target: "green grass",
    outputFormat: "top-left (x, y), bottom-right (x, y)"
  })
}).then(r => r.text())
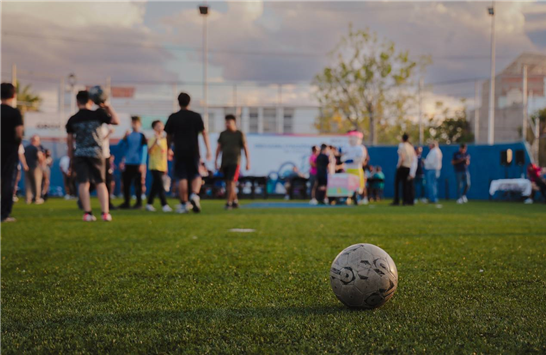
top-left (2, 199), bottom-right (546, 354)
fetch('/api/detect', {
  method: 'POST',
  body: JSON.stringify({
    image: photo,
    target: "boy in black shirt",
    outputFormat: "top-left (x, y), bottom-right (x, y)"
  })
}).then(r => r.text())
top-left (315, 144), bottom-right (330, 204)
top-left (1, 83), bottom-right (24, 222)
top-left (165, 92), bottom-right (211, 213)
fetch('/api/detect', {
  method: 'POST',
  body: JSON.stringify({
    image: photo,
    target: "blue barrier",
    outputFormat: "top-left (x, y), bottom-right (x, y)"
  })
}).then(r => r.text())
top-left (18, 141), bottom-right (533, 201)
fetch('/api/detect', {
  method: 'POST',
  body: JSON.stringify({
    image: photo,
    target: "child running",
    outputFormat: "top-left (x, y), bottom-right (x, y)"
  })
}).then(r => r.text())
top-left (146, 120), bottom-right (172, 212)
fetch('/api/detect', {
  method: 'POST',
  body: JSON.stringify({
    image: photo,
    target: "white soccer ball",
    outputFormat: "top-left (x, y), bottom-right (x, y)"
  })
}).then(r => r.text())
top-left (330, 243), bottom-right (398, 309)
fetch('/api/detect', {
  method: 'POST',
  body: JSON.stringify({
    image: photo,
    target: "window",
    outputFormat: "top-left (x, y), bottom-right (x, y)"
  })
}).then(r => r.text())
top-left (249, 108), bottom-right (259, 133)
top-left (283, 108), bottom-right (294, 134)
top-left (263, 108), bottom-right (277, 133)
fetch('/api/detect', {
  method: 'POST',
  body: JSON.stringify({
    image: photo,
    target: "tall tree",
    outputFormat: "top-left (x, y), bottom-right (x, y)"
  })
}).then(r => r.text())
top-left (424, 101), bottom-right (474, 144)
top-left (313, 25), bottom-right (429, 145)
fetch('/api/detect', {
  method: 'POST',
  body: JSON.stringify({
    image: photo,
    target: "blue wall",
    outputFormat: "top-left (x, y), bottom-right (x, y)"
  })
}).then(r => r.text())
top-left (18, 141), bottom-right (533, 201)
top-left (367, 142), bottom-right (532, 200)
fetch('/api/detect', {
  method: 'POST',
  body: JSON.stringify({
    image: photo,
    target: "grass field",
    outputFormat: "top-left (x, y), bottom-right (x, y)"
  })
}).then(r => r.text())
top-left (2, 199), bottom-right (546, 354)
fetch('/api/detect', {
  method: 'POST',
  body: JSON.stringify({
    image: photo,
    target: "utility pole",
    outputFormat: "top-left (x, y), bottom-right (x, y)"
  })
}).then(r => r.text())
top-left (11, 64), bottom-right (17, 107)
top-left (199, 4), bottom-right (209, 130)
top-left (60, 76), bottom-right (65, 137)
top-left (522, 65), bottom-right (528, 142)
top-left (172, 83), bottom-right (178, 112)
top-left (105, 77), bottom-right (112, 104)
top-left (474, 81), bottom-right (480, 143)
top-left (487, 3), bottom-right (496, 145)
top-left (418, 78), bottom-right (423, 145)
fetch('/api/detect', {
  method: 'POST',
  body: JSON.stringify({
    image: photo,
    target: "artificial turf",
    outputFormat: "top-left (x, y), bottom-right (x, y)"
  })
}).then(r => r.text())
top-left (2, 199), bottom-right (546, 354)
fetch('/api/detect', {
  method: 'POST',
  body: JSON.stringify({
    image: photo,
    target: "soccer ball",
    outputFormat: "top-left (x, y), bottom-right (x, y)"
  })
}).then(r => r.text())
top-left (88, 85), bottom-right (108, 105)
top-left (330, 243), bottom-right (398, 309)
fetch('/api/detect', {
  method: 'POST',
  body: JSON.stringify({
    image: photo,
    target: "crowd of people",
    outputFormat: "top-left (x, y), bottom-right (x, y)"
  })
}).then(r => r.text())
top-left (1, 83), bottom-right (250, 222)
top-left (304, 134), bottom-right (476, 207)
top-left (2, 81), bottom-right (545, 222)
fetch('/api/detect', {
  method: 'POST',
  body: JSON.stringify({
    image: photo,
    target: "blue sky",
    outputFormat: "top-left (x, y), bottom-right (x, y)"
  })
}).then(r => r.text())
top-left (2, 1), bottom-right (546, 109)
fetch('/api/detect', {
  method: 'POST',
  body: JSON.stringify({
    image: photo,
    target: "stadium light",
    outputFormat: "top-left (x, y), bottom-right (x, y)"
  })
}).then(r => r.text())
top-left (487, 4), bottom-right (496, 145)
top-left (199, 4), bottom-right (209, 131)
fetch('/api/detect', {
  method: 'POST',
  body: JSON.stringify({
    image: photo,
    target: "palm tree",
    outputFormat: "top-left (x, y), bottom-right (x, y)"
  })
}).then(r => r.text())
top-left (16, 81), bottom-right (42, 117)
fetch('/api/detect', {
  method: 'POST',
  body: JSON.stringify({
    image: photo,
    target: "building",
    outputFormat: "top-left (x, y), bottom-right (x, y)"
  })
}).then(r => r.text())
top-left (472, 52), bottom-right (546, 143)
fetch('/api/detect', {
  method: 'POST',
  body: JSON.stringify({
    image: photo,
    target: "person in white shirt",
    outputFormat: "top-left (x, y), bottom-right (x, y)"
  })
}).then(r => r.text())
top-left (391, 133), bottom-right (415, 206)
top-left (424, 141), bottom-right (443, 203)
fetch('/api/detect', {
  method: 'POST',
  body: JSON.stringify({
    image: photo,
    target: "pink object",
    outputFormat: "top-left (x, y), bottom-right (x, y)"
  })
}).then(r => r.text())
top-left (309, 154), bottom-right (317, 175)
top-left (347, 131), bottom-right (363, 139)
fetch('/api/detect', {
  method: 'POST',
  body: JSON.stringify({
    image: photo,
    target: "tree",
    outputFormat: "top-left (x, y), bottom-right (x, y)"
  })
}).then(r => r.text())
top-left (313, 25), bottom-right (429, 145)
top-left (424, 101), bottom-right (474, 145)
top-left (16, 81), bottom-right (42, 117)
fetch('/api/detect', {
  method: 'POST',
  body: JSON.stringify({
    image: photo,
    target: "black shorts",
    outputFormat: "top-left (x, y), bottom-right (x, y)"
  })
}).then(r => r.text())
top-left (317, 174), bottom-right (328, 187)
top-left (222, 164), bottom-right (240, 182)
top-left (72, 156), bottom-right (105, 184)
top-left (174, 155), bottom-right (200, 180)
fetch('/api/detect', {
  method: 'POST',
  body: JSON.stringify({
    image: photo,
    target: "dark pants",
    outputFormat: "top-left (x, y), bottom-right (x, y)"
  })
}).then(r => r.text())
top-left (105, 159), bottom-right (113, 206)
top-left (1, 155), bottom-right (18, 220)
top-left (393, 167), bottom-right (412, 205)
top-left (122, 165), bottom-right (142, 205)
top-left (148, 170), bottom-right (167, 206)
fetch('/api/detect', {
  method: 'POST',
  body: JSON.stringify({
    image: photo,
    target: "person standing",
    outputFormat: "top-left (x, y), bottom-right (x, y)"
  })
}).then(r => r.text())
top-left (315, 144), bottom-right (330, 205)
top-left (66, 90), bottom-right (120, 221)
top-left (1, 83), bottom-right (24, 222)
top-left (452, 143), bottom-right (471, 204)
top-left (100, 123), bottom-right (115, 209)
top-left (146, 120), bottom-right (172, 212)
top-left (215, 114), bottom-right (250, 210)
top-left (424, 141), bottom-right (443, 204)
top-left (118, 116), bottom-right (148, 209)
top-left (41, 149), bottom-right (53, 200)
top-left (165, 92), bottom-right (211, 214)
top-left (391, 133), bottom-right (415, 206)
top-left (24, 135), bottom-right (45, 204)
top-left (308, 146), bottom-right (319, 205)
top-left (14, 144), bottom-right (29, 202)
top-left (413, 146), bottom-right (426, 203)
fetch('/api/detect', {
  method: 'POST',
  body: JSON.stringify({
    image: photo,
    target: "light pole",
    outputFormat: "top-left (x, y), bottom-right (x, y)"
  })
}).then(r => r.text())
top-left (199, 4), bottom-right (209, 130)
top-left (68, 73), bottom-right (77, 115)
top-left (487, 4), bottom-right (496, 145)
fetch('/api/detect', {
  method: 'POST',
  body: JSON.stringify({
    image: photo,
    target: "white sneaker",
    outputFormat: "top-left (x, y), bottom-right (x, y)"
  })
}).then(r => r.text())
top-left (82, 213), bottom-right (97, 222)
top-left (101, 213), bottom-right (112, 222)
top-left (146, 204), bottom-right (156, 212)
top-left (420, 198), bottom-right (428, 203)
top-left (413, 199), bottom-right (418, 204)
top-left (162, 205), bottom-right (173, 212)
top-left (176, 204), bottom-right (189, 214)
top-left (309, 198), bottom-right (318, 206)
top-left (189, 193), bottom-right (201, 213)
top-left (462, 195), bottom-right (468, 203)
top-left (64, 194), bottom-right (71, 200)
top-left (524, 198), bottom-right (533, 204)
top-left (284, 195), bottom-right (290, 200)
top-left (35, 198), bottom-right (45, 205)
top-left (12, 196), bottom-right (19, 202)
top-left (456, 198), bottom-right (464, 204)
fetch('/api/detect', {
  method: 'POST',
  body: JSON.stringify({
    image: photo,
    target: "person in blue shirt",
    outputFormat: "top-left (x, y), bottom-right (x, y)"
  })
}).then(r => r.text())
top-left (118, 116), bottom-right (148, 209)
top-left (451, 143), bottom-right (471, 204)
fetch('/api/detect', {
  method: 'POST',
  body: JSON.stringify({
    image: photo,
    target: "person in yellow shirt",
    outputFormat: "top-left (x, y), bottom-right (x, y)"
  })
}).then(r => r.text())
top-left (146, 120), bottom-right (172, 212)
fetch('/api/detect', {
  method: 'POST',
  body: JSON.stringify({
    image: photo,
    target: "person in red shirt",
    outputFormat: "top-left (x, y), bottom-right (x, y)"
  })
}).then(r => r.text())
top-left (527, 163), bottom-right (546, 202)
